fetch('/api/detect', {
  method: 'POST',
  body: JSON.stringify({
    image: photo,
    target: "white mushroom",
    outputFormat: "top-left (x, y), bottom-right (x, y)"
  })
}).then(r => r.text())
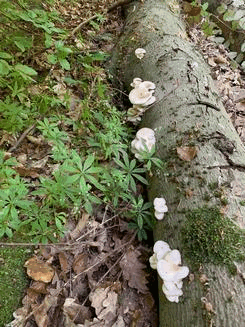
top-left (162, 282), bottom-right (183, 303)
top-left (127, 105), bottom-right (145, 124)
top-left (153, 198), bottom-right (168, 220)
top-left (129, 87), bottom-right (155, 106)
top-left (149, 240), bottom-right (171, 269)
top-left (149, 240), bottom-right (189, 303)
top-left (130, 77), bottom-right (143, 88)
top-left (129, 79), bottom-right (156, 107)
top-left (157, 250), bottom-right (189, 282)
top-left (135, 48), bottom-right (146, 59)
top-left (131, 128), bottom-right (156, 159)
top-left (153, 240), bottom-right (171, 260)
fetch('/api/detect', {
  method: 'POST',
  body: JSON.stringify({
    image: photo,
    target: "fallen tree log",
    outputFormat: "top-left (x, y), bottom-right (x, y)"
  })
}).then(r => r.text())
top-left (111, 0), bottom-right (245, 326)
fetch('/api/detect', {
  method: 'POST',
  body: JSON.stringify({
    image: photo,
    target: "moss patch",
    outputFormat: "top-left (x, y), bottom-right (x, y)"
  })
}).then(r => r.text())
top-left (0, 246), bottom-right (31, 327)
top-left (182, 206), bottom-right (245, 272)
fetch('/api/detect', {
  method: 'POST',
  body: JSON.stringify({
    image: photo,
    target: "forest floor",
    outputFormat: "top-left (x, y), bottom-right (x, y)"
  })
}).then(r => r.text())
top-left (1, 1), bottom-right (245, 327)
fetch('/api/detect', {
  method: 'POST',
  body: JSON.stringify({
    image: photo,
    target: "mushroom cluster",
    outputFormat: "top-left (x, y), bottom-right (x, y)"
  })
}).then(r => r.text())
top-left (127, 78), bottom-right (156, 124)
top-left (131, 127), bottom-right (156, 159)
top-left (149, 241), bottom-right (189, 303)
top-left (153, 198), bottom-right (168, 220)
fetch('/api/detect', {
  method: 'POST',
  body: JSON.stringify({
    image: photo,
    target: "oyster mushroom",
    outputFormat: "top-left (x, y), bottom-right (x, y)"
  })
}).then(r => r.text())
top-left (149, 240), bottom-right (189, 303)
top-left (153, 198), bottom-right (168, 220)
top-left (135, 48), bottom-right (146, 59)
top-left (131, 127), bottom-right (156, 159)
top-left (129, 79), bottom-right (156, 107)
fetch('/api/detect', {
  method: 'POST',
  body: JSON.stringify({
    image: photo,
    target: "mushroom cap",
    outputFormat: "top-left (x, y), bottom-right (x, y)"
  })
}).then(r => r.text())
top-left (157, 258), bottom-right (189, 282)
top-left (135, 48), bottom-right (146, 59)
top-left (154, 211), bottom-right (165, 220)
top-left (130, 77), bottom-right (142, 88)
top-left (149, 253), bottom-right (158, 270)
top-left (154, 198), bottom-right (168, 212)
top-left (143, 95), bottom-right (156, 107)
top-left (162, 282), bottom-right (183, 303)
top-left (163, 281), bottom-right (183, 296)
top-left (129, 87), bottom-right (154, 105)
top-left (136, 127), bottom-right (156, 143)
top-left (131, 128), bottom-right (156, 158)
top-left (153, 240), bottom-right (171, 256)
top-left (140, 81), bottom-right (156, 90)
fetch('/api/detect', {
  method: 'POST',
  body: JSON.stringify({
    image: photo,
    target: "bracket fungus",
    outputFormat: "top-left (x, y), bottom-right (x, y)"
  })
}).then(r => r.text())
top-left (135, 48), bottom-right (146, 60)
top-left (131, 127), bottom-right (156, 159)
top-left (149, 241), bottom-right (189, 303)
top-left (129, 78), bottom-right (156, 106)
top-left (153, 198), bottom-right (168, 220)
top-left (127, 78), bottom-right (156, 123)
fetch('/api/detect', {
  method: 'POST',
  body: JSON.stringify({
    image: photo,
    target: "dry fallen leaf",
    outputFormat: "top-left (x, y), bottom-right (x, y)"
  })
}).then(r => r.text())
top-left (89, 286), bottom-right (118, 324)
top-left (177, 146), bottom-right (198, 161)
top-left (70, 212), bottom-right (90, 240)
top-left (24, 256), bottom-right (54, 283)
top-left (14, 166), bottom-right (41, 178)
top-left (73, 253), bottom-right (88, 274)
top-left (120, 248), bottom-right (149, 294)
top-left (32, 294), bottom-right (58, 327)
top-left (59, 251), bottom-right (72, 274)
top-left (63, 298), bottom-right (92, 324)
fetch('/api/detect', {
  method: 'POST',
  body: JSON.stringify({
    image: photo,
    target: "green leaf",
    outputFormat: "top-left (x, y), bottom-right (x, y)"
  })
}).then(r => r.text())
top-left (137, 215), bottom-right (143, 229)
top-left (5, 227), bottom-right (13, 238)
top-left (239, 17), bottom-right (245, 30)
top-left (83, 155), bottom-right (95, 171)
top-left (0, 52), bottom-right (12, 59)
top-left (241, 42), bottom-right (245, 53)
top-left (55, 217), bottom-right (64, 231)
top-left (129, 177), bottom-right (137, 193)
top-left (14, 64), bottom-right (38, 76)
top-left (47, 53), bottom-right (57, 64)
top-left (59, 58), bottom-right (70, 70)
top-left (0, 59), bottom-right (10, 75)
top-left (45, 33), bottom-right (53, 48)
top-left (201, 2), bottom-right (208, 11)
top-left (223, 9), bottom-right (236, 21)
top-left (132, 173), bottom-right (148, 185)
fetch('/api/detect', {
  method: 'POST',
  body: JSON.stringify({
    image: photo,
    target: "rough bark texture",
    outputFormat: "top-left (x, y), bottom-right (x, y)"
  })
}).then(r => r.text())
top-left (111, 0), bottom-right (245, 326)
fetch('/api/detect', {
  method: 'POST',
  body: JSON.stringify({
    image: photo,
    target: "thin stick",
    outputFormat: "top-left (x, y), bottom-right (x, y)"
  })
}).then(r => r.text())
top-left (70, 0), bottom-right (133, 36)
top-left (9, 124), bottom-right (36, 152)
top-left (70, 14), bottom-right (98, 36)
top-left (64, 231), bottom-right (137, 287)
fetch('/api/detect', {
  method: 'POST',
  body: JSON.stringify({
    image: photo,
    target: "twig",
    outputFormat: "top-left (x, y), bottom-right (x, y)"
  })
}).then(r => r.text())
top-left (70, 0), bottom-right (133, 36)
top-left (64, 231), bottom-right (137, 287)
top-left (9, 124), bottom-right (36, 152)
top-left (70, 14), bottom-right (99, 36)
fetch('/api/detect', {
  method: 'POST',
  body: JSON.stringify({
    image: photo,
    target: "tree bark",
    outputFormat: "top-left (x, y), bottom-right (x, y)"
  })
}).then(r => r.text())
top-left (111, 0), bottom-right (245, 326)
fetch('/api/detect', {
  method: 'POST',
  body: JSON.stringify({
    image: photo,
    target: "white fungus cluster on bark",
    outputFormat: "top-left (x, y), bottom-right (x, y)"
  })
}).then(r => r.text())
top-left (129, 48), bottom-right (189, 304)
top-left (127, 77), bottom-right (156, 123)
top-left (135, 48), bottom-right (146, 59)
top-left (153, 198), bottom-right (168, 220)
top-left (131, 127), bottom-right (156, 159)
top-left (149, 241), bottom-right (189, 303)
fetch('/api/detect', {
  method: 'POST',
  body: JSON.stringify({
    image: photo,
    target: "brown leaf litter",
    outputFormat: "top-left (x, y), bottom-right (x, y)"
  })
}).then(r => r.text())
top-left (9, 209), bottom-right (158, 327)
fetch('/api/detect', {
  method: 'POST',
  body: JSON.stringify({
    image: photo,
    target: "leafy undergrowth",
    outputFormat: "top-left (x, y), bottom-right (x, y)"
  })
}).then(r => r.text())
top-left (0, 0), bottom-right (160, 326)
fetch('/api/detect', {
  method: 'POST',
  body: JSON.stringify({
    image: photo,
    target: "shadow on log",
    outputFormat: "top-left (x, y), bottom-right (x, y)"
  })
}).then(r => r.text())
top-left (111, 0), bottom-right (245, 326)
